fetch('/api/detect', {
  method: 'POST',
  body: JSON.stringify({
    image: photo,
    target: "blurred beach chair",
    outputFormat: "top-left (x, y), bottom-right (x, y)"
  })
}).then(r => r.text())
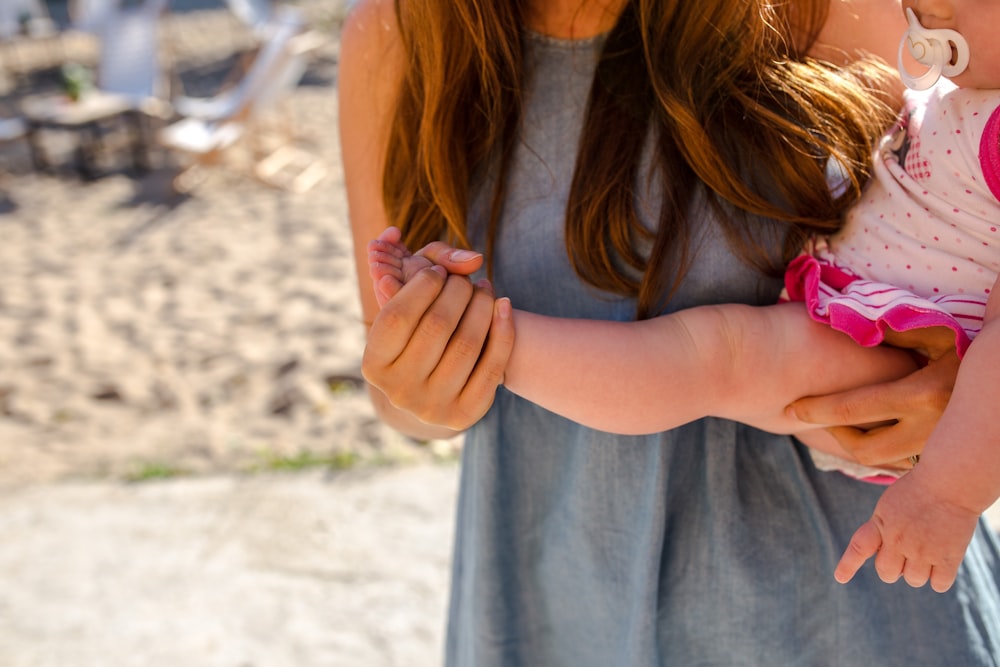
top-left (0, 116), bottom-right (27, 142)
top-left (67, 0), bottom-right (122, 35)
top-left (0, 0), bottom-right (63, 74)
top-left (226, 0), bottom-right (274, 39)
top-left (21, 0), bottom-right (171, 177)
top-left (94, 0), bottom-right (171, 114)
top-left (158, 5), bottom-right (325, 193)
top-left (0, 115), bottom-right (28, 157)
top-left (0, 115), bottom-right (29, 184)
top-left (0, 0), bottom-right (57, 38)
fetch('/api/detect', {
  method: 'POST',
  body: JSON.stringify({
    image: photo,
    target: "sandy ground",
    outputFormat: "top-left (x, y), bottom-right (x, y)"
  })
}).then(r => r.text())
top-left (0, 4), bottom-right (998, 667)
top-left (0, 1), bottom-right (459, 485)
top-left (1, 3), bottom-right (458, 665)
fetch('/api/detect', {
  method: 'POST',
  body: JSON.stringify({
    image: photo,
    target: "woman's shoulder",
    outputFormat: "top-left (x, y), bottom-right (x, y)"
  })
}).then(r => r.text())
top-left (340, 0), bottom-right (401, 71)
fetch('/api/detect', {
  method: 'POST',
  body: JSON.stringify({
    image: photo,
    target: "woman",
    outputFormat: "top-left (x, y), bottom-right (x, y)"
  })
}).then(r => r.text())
top-left (340, 0), bottom-right (1000, 664)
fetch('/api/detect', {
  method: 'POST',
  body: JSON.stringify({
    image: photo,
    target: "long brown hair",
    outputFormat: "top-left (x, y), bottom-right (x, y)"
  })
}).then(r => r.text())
top-left (385, 0), bottom-right (896, 318)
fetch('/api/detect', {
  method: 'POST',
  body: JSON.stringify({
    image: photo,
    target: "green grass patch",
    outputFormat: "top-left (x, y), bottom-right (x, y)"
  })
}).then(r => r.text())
top-left (126, 462), bottom-right (188, 483)
top-left (255, 450), bottom-right (361, 473)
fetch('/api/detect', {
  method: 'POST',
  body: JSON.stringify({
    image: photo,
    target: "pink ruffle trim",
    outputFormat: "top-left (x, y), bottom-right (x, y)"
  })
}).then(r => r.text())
top-left (784, 254), bottom-right (975, 359)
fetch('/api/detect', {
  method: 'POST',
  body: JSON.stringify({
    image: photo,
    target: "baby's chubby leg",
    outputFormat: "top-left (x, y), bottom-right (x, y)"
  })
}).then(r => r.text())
top-left (708, 302), bottom-right (918, 456)
top-left (367, 227), bottom-right (484, 307)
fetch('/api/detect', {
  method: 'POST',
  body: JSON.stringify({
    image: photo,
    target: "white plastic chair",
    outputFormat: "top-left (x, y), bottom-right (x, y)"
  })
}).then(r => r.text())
top-left (0, 0), bottom-right (62, 73)
top-left (0, 116), bottom-right (27, 142)
top-left (0, 0), bottom-right (58, 40)
top-left (225, 0), bottom-right (274, 39)
top-left (158, 6), bottom-right (325, 192)
top-left (68, 0), bottom-right (122, 35)
top-left (94, 0), bottom-right (170, 115)
top-left (169, 4), bottom-right (305, 122)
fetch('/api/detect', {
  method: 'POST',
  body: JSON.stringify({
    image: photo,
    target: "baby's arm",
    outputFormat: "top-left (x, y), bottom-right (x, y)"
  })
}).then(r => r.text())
top-left (368, 232), bottom-right (917, 453)
top-left (506, 303), bottom-right (916, 445)
top-left (834, 282), bottom-right (1000, 592)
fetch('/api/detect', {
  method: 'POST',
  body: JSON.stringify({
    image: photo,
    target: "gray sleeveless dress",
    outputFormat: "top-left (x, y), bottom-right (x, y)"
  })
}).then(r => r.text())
top-left (446, 32), bottom-right (1000, 666)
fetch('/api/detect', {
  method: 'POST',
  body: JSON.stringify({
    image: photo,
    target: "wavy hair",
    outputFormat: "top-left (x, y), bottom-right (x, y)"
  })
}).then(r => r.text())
top-left (384, 0), bottom-right (896, 318)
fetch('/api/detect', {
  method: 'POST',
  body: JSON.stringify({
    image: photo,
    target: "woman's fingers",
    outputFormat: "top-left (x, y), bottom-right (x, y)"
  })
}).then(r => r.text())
top-left (426, 279), bottom-right (495, 399)
top-left (822, 424), bottom-right (920, 469)
top-left (417, 241), bottom-right (484, 276)
top-left (455, 297), bottom-right (516, 426)
top-left (873, 544), bottom-right (905, 585)
top-left (386, 273), bottom-right (479, 398)
top-left (789, 351), bottom-right (958, 467)
top-left (929, 565), bottom-right (960, 593)
top-left (363, 265), bottom-right (449, 377)
top-left (363, 268), bottom-right (509, 431)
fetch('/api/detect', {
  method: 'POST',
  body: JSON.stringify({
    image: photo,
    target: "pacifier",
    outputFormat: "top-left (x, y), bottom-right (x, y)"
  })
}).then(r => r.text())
top-left (897, 7), bottom-right (970, 90)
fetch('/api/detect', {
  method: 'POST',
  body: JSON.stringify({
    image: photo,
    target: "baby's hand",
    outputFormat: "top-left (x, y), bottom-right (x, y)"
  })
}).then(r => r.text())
top-left (367, 227), bottom-right (485, 307)
top-left (834, 470), bottom-right (980, 592)
top-left (368, 227), bottom-right (434, 307)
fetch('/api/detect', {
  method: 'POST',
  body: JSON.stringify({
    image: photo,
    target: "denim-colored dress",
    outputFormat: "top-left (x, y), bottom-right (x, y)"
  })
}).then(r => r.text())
top-left (446, 32), bottom-right (1000, 667)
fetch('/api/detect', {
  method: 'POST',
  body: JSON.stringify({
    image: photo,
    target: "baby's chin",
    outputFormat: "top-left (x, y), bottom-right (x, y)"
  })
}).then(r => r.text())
top-left (943, 71), bottom-right (993, 90)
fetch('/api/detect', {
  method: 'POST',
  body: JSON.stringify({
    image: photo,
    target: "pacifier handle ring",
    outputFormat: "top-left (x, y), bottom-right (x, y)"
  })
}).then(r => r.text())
top-left (898, 34), bottom-right (945, 91)
top-left (941, 36), bottom-right (970, 77)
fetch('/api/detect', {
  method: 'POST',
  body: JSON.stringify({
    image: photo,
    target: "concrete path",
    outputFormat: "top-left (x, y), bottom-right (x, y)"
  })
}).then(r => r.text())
top-left (0, 464), bottom-right (459, 667)
top-left (1, 464), bottom-right (998, 667)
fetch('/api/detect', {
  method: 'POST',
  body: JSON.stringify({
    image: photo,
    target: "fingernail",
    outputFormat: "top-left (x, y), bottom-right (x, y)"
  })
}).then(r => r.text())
top-left (784, 404), bottom-right (798, 420)
top-left (449, 249), bottom-right (481, 263)
top-left (497, 297), bottom-right (512, 319)
top-left (429, 265), bottom-right (448, 277)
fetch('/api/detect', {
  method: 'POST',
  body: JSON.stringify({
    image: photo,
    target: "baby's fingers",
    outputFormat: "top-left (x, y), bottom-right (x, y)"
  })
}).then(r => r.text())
top-left (834, 520), bottom-right (883, 584)
top-left (901, 559), bottom-right (932, 589)
top-left (929, 564), bottom-right (960, 593)
top-left (375, 274), bottom-right (404, 308)
top-left (375, 226), bottom-right (403, 244)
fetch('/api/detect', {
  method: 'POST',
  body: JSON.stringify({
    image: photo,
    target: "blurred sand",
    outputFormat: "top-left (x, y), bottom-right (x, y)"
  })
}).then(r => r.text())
top-left (0, 1), bottom-right (459, 486)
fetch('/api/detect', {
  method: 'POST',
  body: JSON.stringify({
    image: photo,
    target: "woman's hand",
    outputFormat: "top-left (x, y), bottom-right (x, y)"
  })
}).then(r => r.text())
top-left (362, 263), bottom-right (514, 433)
top-left (788, 326), bottom-right (959, 468)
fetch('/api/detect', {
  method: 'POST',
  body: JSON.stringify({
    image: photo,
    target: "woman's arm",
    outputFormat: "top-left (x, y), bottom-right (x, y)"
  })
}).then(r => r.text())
top-left (339, 0), bottom-right (514, 438)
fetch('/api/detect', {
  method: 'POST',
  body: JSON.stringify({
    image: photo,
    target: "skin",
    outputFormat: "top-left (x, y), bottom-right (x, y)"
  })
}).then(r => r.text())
top-left (369, 230), bottom-right (919, 467)
top-left (340, 0), bottom-right (960, 497)
top-left (831, 0), bottom-right (1000, 593)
